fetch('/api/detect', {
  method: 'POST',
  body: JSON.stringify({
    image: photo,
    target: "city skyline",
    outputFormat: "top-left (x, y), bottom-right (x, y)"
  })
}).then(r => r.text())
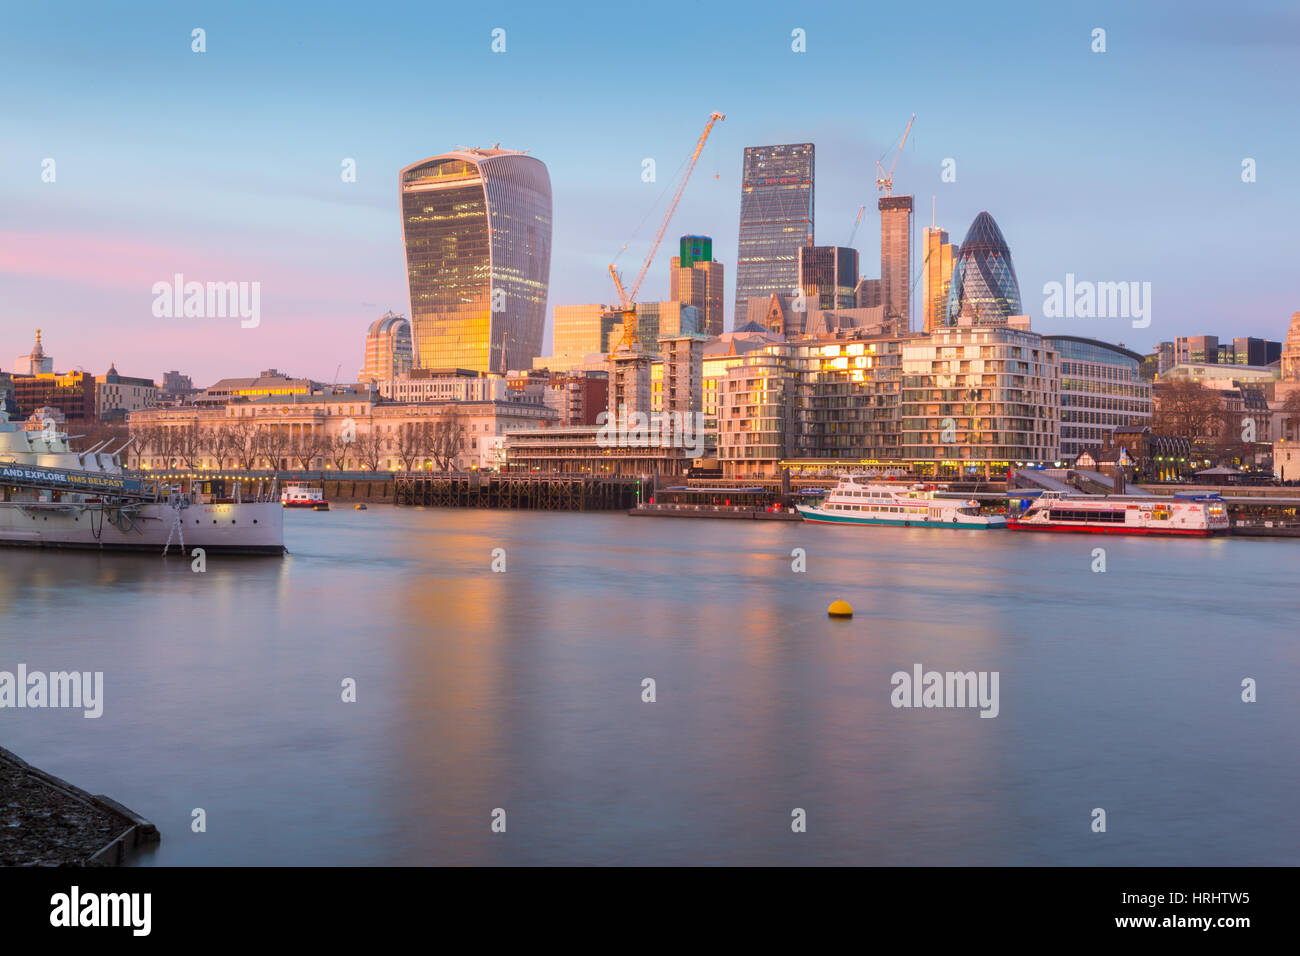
top-left (3, 1), bottom-right (1299, 384)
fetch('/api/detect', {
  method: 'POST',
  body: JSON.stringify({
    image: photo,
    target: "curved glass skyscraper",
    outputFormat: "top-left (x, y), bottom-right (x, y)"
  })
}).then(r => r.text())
top-left (400, 148), bottom-right (552, 372)
top-left (945, 211), bottom-right (1021, 326)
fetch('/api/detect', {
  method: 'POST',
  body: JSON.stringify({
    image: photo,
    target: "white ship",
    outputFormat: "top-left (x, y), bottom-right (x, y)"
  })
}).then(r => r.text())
top-left (0, 409), bottom-right (284, 555)
top-left (1008, 490), bottom-right (1229, 537)
top-left (796, 476), bottom-right (1006, 529)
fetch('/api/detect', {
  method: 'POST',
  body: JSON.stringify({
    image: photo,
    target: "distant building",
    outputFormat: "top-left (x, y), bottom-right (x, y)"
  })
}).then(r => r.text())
top-left (95, 364), bottom-right (158, 421)
top-left (160, 370), bottom-right (196, 402)
top-left (855, 277), bottom-right (883, 309)
top-left (798, 245), bottom-right (858, 310)
top-left (669, 236), bottom-right (725, 336)
top-left (1044, 336), bottom-right (1152, 460)
top-left (13, 330), bottom-right (53, 375)
top-left (1175, 335), bottom-right (1220, 365)
top-left (658, 334), bottom-right (705, 422)
top-left (547, 300), bottom-right (697, 368)
top-left (945, 212), bottom-right (1022, 326)
top-left (542, 370), bottom-right (608, 427)
top-left (879, 195), bottom-right (913, 329)
top-left (734, 143), bottom-right (814, 322)
top-left (920, 227), bottom-right (958, 333)
top-left (378, 368), bottom-right (512, 403)
top-left (11, 371), bottom-right (95, 422)
top-left (359, 311), bottom-right (413, 383)
top-left (196, 370), bottom-right (323, 405)
top-left (399, 147), bottom-right (552, 373)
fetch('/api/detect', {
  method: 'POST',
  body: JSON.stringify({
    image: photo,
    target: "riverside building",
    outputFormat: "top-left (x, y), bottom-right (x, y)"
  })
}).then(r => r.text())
top-left (1043, 335), bottom-right (1152, 461)
top-left (899, 322), bottom-right (1060, 476)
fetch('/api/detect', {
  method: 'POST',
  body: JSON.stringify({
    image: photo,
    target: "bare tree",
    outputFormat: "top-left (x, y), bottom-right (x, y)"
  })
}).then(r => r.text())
top-left (392, 421), bottom-right (433, 471)
top-left (353, 424), bottom-right (389, 472)
top-left (429, 410), bottom-right (466, 472)
top-left (256, 423), bottom-right (291, 472)
top-left (322, 432), bottom-right (352, 471)
top-left (289, 428), bottom-right (324, 471)
top-left (174, 419), bottom-right (203, 470)
top-left (1154, 380), bottom-right (1223, 445)
top-left (229, 417), bottom-right (261, 471)
top-left (207, 424), bottom-right (235, 470)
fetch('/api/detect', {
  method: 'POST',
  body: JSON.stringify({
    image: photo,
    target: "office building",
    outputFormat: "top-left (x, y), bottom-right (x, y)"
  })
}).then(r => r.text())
top-left (920, 227), bottom-right (958, 333)
top-left (734, 143), bottom-right (814, 322)
top-left (359, 311), bottom-right (413, 383)
top-left (1044, 336), bottom-right (1153, 460)
top-left (879, 195), bottom-right (913, 329)
top-left (669, 236), bottom-right (725, 336)
top-left (399, 147), bottom-right (552, 373)
top-left (798, 245), bottom-right (859, 310)
top-left (944, 211), bottom-right (1022, 326)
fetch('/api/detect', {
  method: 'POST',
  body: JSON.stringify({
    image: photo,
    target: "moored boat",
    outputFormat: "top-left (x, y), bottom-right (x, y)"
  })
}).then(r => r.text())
top-left (1007, 490), bottom-right (1228, 536)
top-left (0, 409), bottom-right (284, 554)
top-left (795, 475), bottom-right (1006, 529)
top-left (281, 482), bottom-right (329, 510)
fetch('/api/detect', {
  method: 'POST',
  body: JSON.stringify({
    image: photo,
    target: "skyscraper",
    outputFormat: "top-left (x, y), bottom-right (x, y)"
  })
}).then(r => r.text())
top-left (734, 144), bottom-right (814, 323)
top-left (399, 148), bottom-right (552, 373)
top-left (670, 236), bottom-right (725, 336)
top-left (879, 195), bottom-right (913, 330)
top-left (797, 245), bottom-right (859, 310)
top-left (920, 227), bottom-right (958, 333)
top-left (945, 212), bottom-right (1022, 326)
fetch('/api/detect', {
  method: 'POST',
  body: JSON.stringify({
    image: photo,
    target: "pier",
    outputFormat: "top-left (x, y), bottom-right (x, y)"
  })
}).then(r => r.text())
top-left (394, 472), bottom-right (639, 511)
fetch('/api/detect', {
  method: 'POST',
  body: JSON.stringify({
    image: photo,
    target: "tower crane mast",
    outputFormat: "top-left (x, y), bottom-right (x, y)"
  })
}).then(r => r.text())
top-left (610, 111), bottom-right (724, 348)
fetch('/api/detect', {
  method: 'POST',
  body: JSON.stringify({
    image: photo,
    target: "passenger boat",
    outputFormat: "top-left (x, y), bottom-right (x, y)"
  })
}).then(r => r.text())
top-left (0, 409), bottom-right (284, 554)
top-left (795, 476), bottom-right (1006, 529)
top-left (281, 482), bottom-right (329, 510)
top-left (1007, 490), bottom-right (1228, 536)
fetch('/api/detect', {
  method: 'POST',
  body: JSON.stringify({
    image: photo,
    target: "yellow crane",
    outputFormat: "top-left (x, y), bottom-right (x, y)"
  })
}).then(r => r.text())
top-left (874, 113), bottom-right (915, 197)
top-left (610, 111), bottom-right (725, 349)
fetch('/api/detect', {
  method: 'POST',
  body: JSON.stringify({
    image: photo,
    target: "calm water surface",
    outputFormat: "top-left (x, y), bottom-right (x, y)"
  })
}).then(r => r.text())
top-left (1, 506), bottom-right (1297, 865)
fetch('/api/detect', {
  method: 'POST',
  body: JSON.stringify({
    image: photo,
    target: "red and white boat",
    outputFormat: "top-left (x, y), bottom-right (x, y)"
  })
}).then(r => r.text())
top-left (1007, 491), bottom-right (1228, 537)
top-left (281, 482), bottom-right (329, 510)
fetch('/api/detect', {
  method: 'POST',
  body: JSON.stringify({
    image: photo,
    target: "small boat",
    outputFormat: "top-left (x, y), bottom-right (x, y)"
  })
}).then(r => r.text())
top-left (354, 503), bottom-right (367, 510)
top-left (281, 482), bottom-right (329, 510)
top-left (796, 476), bottom-right (1005, 529)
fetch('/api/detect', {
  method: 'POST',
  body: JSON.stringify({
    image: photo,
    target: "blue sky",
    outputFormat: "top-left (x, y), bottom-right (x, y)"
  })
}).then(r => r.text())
top-left (2, 0), bottom-right (1298, 383)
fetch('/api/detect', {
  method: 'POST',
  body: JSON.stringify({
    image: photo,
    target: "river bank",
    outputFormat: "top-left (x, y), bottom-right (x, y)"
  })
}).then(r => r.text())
top-left (0, 745), bottom-right (158, 866)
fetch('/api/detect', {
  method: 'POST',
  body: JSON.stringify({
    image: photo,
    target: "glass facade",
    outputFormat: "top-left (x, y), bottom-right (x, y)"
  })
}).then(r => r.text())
top-left (734, 144), bottom-right (814, 323)
top-left (945, 212), bottom-right (1021, 326)
top-left (1046, 336), bottom-right (1153, 460)
top-left (400, 150), bottom-right (551, 373)
top-left (798, 245), bottom-right (859, 310)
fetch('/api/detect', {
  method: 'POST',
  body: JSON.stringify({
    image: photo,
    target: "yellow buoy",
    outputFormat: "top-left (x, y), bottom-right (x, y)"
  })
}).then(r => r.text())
top-left (827, 600), bottom-right (853, 618)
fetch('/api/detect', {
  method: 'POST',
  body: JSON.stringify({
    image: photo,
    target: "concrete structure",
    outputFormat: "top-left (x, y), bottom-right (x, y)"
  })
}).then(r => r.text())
top-left (1044, 336), bottom-right (1152, 460)
top-left (10, 371), bottom-right (95, 422)
top-left (542, 370), bottom-right (608, 427)
top-left (879, 195), bottom-right (913, 330)
top-left (94, 364), bottom-right (158, 421)
top-left (734, 143), bottom-right (814, 322)
top-left (658, 334), bottom-right (704, 422)
top-left (669, 236), bottom-right (725, 336)
top-left (399, 147), bottom-right (552, 373)
top-left (359, 311), bottom-right (413, 383)
top-left (1276, 438), bottom-right (1300, 482)
top-left (160, 370), bottom-right (195, 402)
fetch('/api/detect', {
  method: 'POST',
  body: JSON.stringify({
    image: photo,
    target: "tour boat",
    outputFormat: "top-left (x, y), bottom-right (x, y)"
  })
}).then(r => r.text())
top-left (796, 476), bottom-right (1006, 529)
top-left (281, 482), bottom-right (329, 510)
top-left (1007, 490), bottom-right (1228, 536)
top-left (0, 409), bottom-right (284, 554)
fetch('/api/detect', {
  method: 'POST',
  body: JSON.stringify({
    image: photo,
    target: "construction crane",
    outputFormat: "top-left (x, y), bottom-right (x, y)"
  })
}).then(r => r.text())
top-left (610, 110), bottom-right (725, 349)
top-left (874, 113), bottom-right (915, 197)
top-left (846, 204), bottom-right (865, 246)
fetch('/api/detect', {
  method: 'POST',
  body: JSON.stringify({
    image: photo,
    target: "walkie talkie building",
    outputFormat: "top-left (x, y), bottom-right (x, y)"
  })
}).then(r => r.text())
top-left (399, 148), bottom-right (552, 373)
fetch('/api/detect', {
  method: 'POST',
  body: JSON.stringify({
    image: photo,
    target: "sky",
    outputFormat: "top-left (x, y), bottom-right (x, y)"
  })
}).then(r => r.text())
top-left (2, 0), bottom-right (1298, 385)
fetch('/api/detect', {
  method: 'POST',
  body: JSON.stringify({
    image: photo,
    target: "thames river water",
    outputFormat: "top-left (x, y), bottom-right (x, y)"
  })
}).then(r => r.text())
top-left (1, 506), bottom-right (1297, 865)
